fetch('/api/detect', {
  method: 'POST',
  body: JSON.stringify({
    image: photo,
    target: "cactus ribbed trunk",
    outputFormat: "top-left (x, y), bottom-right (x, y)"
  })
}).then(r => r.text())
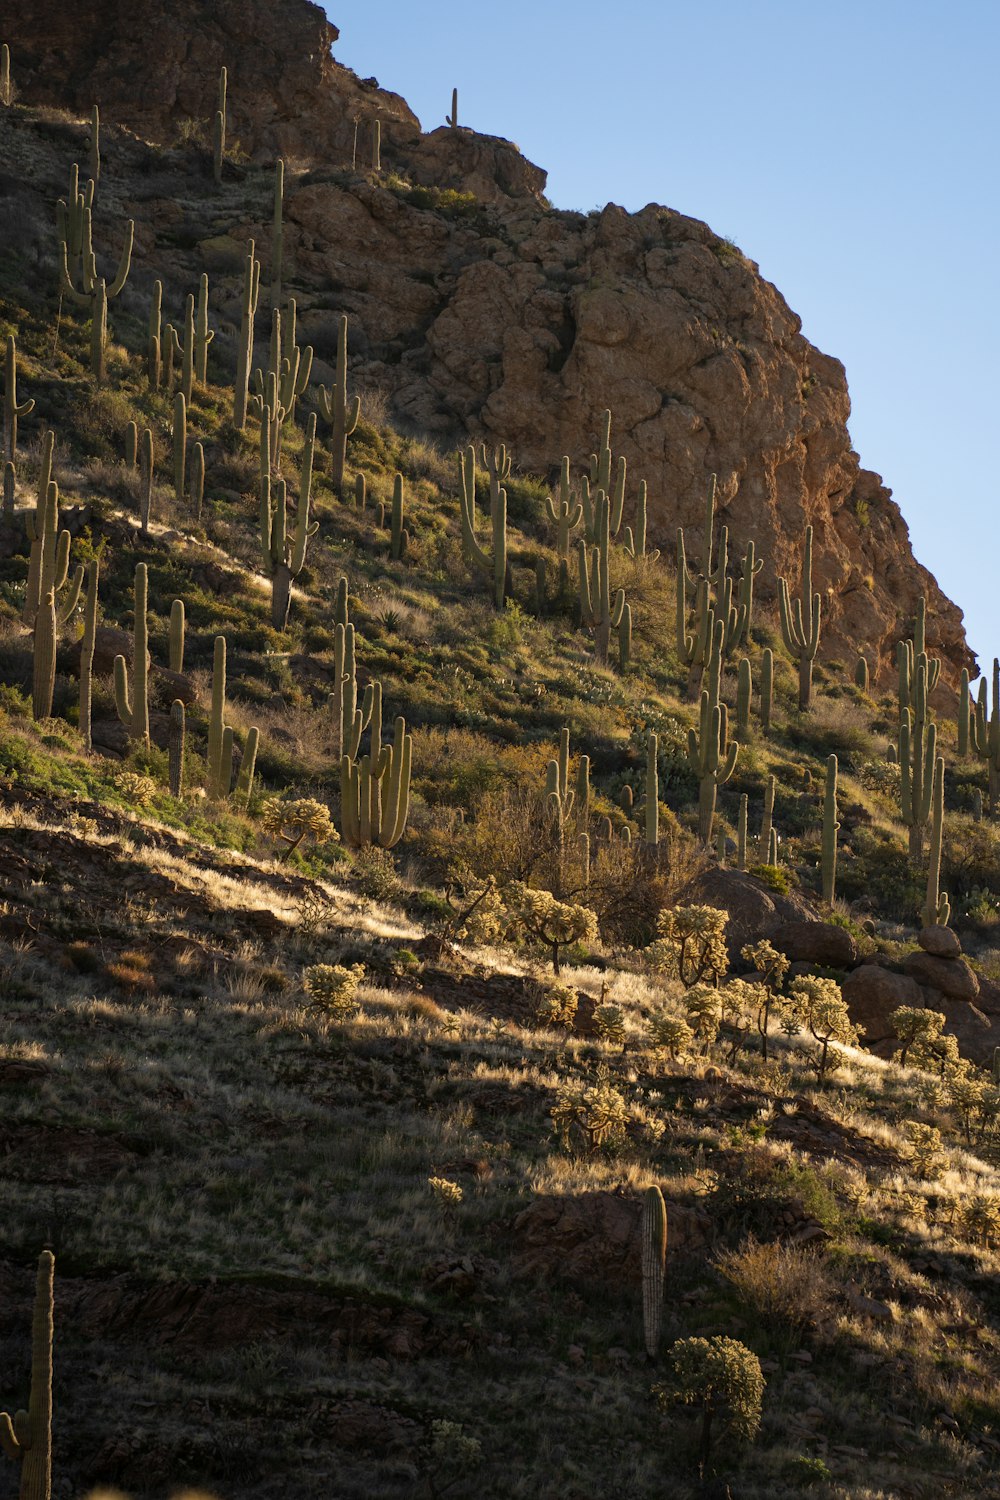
top-left (641, 1186), bottom-right (667, 1359)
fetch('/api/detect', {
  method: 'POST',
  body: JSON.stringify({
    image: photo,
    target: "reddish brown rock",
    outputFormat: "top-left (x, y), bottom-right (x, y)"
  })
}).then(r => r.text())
top-left (841, 965), bottom-right (924, 1045)
top-left (3, 0), bottom-right (974, 682)
top-left (918, 925), bottom-right (962, 959)
top-left (681, 868), bottom-right (815, 965)
top-left (511, 1189), bottom-right (710, 1286)
top-left (771, 919), bottom-right (857, 969)
top-left (902, 951), bottom-right (980, 1002)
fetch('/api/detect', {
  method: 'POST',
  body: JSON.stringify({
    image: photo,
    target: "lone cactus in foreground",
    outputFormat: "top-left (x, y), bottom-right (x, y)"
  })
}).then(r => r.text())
top-left (0, 1249), bottom-right (54, 1500)
top-left (641, 1185), bottom-right (668, 1359)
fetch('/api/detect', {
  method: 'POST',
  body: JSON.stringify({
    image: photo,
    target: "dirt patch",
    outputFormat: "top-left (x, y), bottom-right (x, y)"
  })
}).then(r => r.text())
top-left (0, 1124), bottom-right (143, 1183)
top-left (511, 1187), bottom-right (711, 1286)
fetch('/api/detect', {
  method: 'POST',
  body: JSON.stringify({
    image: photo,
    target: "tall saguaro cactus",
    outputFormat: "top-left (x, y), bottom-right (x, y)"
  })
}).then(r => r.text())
top-left (113, 563), bottom-right (150, 747)
top-left (57, 164), bottom-right (134, 382)
top-left (641, 1186), bottom-right (667, 1359)
top-left (971, 658), bottom-right (1000, 815)
top-left (899, 653), bottom-right (937, 857)
top-left (459, 445), bottom-right (508, 611)
top-left (687, 687), bottom-right (739, 845)
top-left (545, 456), bottom-right (583, 567)
top-left (0, 1249), bottom-right (54, 1500)
top-left (78, 559), bottom-right (99, 752)
top-left (233, 240), bottom-right (261, 430)
top-left (4, 334), bottom-right (34, 462)
top-left (578, 488), bottom-right (626, 667)
top-left (645, 732), bottom-right (659, 848)
top-left (260, 411), bottom-right (319, 629)
top-left (924, 754), bottom-right (950, 929)
top-left (213, 66), bottom-right (227, 184)
top-left (317, 315), bottom-right (361, 496)
top-left (29, 479), bottom-right (83, 717)
top-left (778, 524), bottom-right (821, 711)
top-left (272, 158), bottom-right (284, 307)
top-left (822, 754), bottom-right (839, 905)
top-left (340, 714), bottom-right (412, 849)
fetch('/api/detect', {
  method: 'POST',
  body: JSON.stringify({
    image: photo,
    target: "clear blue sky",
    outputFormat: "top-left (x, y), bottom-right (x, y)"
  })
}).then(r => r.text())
top-left (327, 1), bottom-right (1000, 672)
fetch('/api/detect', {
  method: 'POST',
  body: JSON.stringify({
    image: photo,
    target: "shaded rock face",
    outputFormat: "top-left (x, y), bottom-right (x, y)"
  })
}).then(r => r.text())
top-left (681, 868), bottom-right (815, 965)
top-left (511, 1189), bottom-right (710, 1287)
top-left (6, 0), bottom-right (973, 680)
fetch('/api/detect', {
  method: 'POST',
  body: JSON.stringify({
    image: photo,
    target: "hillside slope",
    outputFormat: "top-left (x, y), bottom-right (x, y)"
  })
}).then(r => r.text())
top-left (4, 0), bottom-right (974, 683)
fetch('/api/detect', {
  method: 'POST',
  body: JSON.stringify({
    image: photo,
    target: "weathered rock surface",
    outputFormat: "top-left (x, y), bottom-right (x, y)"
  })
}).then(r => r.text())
top-left (771, 919), bottom-right (857, 969)
top-left (511, 1189), bottom-right (709, 1286)
top-left (903, 951), bottom-right (980, 1002)
top-left (681, 868), bottom-right (815, 964)
top-left (918, 925), bottom-right (962, 959)
top-left (4, 0), bottom-right (974, 681)
top-left (841, 965), bottom-right (924, 1046)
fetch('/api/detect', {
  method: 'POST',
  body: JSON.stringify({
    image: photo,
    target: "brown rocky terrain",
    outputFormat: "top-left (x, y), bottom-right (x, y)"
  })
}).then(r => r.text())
top-left (5, 0), bottom-right (974, 684)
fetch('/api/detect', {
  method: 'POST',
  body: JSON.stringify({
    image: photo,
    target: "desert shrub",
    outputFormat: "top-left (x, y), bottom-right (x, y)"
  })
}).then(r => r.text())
top-left (351, 846), bottom-right (398, 900)
top-left (838, 827), bottom-right (922, 919)
top-left (715, 1238), bottom-right (834, 1340)
top-left (748, 862), bottom-right (792, 894)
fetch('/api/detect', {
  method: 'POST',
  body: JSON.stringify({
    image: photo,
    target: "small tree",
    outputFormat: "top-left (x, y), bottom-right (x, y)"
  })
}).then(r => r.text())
top-left (653, 1335), bottom-right (765, 1475)
top-left (508, 885), bottom-right (597, 974)
top-left (649, 905), bottom-right (729, 987)
top-left (786, 975), bottom-right (859, 1082)
top-left (741, 938), bottom-right (789, 1061)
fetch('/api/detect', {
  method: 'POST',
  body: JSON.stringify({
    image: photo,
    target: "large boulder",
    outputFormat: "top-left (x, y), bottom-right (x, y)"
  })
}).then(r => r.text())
top-left (680, 868), bottom-right (816, 966)
top-left (841, 965), bottom-right (924, 1047)
top-left (938, 1000), bottom-right (1000, 1068)
top-left (511, 1190), bottom-right (709, 1287)
top-left (918, 926), bottom-right (962, 959)
top-left (902, 951), bottom-right (980, 1003)
top-left (771, 919), bottom-right (857, 970)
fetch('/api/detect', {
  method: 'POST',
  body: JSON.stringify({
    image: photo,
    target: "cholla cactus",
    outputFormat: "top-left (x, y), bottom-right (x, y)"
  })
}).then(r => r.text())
top-left (551, 1069), bottom-right (629, 1151)
top-left (961, 1194), bottom-right (1000, 1248)
top-left (786, 975), bottom-right (859, 1081)
top-left (719, 978), bottom-right (768, 1061)
top-left (427, 1420), bottom-right (482, 1486)
top-left (111, 769), bottom-right (157, 806)
top-left (648, 1013), bottom-right (694, 1060)
top-left (302, 962), bottom-right (365, 1014)
top-left (901, 1121), bottom-right (945, 1180)
top-left (509, 885), bottom-right (598, 975)
top-left (534, 981), bottom-right (578, 1029)
top-left (740, 939), bottom-right (789, 1061)
top-left (653, 1336), bottom-right (765, 1470)
top-left (683, 983), bottom-right (723, 1050)
top-left (648, 905), bottom-right (729, 988)
top-left (593, 1003), bottom-right (627, 1047)
top-left (260, 797), bottom-right (338, 861)
top-left (890, 1005), bottom-right (946, 1067)
top-left (427, 1176), bottom-right (464, 1209)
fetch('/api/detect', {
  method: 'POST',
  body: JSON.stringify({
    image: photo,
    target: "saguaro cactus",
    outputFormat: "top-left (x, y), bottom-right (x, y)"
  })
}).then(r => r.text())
top-left (958, 669), bottom-right (971, 758)
top-left (4, 334), bottom-right (34, 462)
top-left (206, 635), bottom-right (228, 797)
top-left (173, 393), bottom-right (186, 505)
top-left (89, 104), bottom-right (100, 183)
top-left (687, 689), bottom-right (739, 845)
top-left (168, 700), bottom-right (185, 797)
top-left (899, 655), bottom-right (936, 857)
top-left (460, 445), bottom-right (508, 611)
top-left (578, 489), bottom-right (626, 666)
top-left (340, 714), bottom-right (412, 849)
top-left (78, 558), bottom-right (99, 751)
top-left (259, 411), bottom-right (319, 629)
top-left (447, 87), bottom-right (459, 127)
top-left (0, 44), bottom-right (11, 107)
top-left (0, 1249), bottom-right (54, 1500)
top-left (545, 456), bottom-right (583, 565)
top-left (195, 273), bottom-right (213, 384)
top-left (213, 66), bottom-right (227, 184)
top-left (272, 157), bottom-right (284, 306)
top-left (30, 480), bottom-right (83, 716)
top-left (822, 754), bottom-right (839, 905)
top-left (147, 279), bottom-right (162, 389)
top-left (389, 472), bottom-right (408, 560)
top-left (57, 163), bottom-right (134, 381)
top-left (317, 315), bottom-right (361, 496)
top-left (778, 525), bottom-right (821, 711)
top-left (645, 732), bottom-right (659, 848)
top-left (760, 647), bottom-right (773, 735)
top-left (233, 240), bottom-right (261, 430)
top-left (924, 754), bottom-right (950, 929)
top-left (113, 563), bottom-right (150, 746)
top-left (736, 657), bottom-right (752, 737)
top-left (971, 659), bottom-right (1000, 814)
top-left (641, 1186), bottom-right (667, 1359)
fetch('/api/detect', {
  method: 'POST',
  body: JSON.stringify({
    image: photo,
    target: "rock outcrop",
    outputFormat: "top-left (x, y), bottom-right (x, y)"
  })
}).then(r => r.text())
top-left (5, 0), bottom-right (974, 680)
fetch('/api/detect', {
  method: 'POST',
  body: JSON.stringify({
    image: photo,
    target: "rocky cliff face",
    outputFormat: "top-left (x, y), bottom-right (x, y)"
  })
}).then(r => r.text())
top-left (6, 0), bottom-right (973, 682)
